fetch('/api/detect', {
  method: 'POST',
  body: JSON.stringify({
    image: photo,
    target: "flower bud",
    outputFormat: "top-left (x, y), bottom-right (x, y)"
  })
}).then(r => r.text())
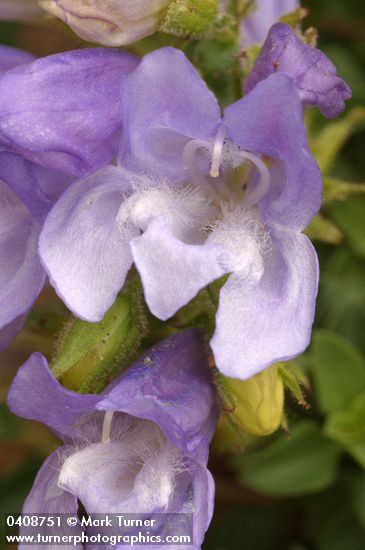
top-left (218, 365), bottom-right (284, 436)
top-left (39, 0), bottom-right (172, 46)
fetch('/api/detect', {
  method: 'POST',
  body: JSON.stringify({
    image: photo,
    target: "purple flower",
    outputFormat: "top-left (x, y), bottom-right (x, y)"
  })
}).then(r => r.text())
top-left (0, 47), bottom-right (51, 351)
top-left (0, 46), bottom-right (140, 352)
top-left (240, 0), bottom-right (299, 46)
top-left (245, 23), bottom-right (352, 118)
top-left (0, 179), bottom-right (45, 351)
top-left (0, 48), bottom-right (139, 178)
top-left (8, 330), bottom-right (219, 549)
top-left (39, 48), bottom-right (321, 379)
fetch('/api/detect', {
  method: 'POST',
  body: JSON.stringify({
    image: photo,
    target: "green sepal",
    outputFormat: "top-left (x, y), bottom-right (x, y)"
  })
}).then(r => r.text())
top-left (160, 0), bottom-right (219, 38)
top-left (279, 7), bottom-right (309, 28)
top-left (278, 363), bottom-right (310, 408)
top-left (50, 272), bottom-right (148, 394)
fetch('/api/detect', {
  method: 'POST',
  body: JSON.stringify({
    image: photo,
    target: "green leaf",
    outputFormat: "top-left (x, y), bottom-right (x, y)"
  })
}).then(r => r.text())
top-left (308, 330), bottom-right (365, 414)
top-left (318, 507), bottom-right (365, 550)
top-left (316, 248), bottom-right (365, 354)
top-left (326, 195), bottom-right (365, 258)
top-left (309, 107), bottom-right (365, 175)
top-left (323, 177), bottom-right (365, 204)
top-left (236, 421), bottom-right (342, 497)
top-left (352, 473), bottom-right (365, 529)
top-left (305, 213), bottom-right (343, 245)
top-left (50, 272), bottom-right (148, 394)
top-left (325, 390), bottom-right (365, 467)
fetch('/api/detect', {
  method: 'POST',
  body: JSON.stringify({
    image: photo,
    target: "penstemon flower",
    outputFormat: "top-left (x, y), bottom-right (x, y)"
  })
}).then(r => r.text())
top-left (35, 43), bottom-right (348, 379)
top-left (7, 330), bottom-right (219, 548)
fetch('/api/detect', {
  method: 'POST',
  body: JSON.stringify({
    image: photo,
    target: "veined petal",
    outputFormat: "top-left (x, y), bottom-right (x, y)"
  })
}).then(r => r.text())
top-left (0, 180), bottom-right (45, 329)
top-left (39, 166), bottom-right (137, 322)
top-left (211, 229), bottom-right (319, 379)
top-left (20, 449), bottom-right (83, 550)
top-left (225, 73), bottom-right (322, 230)
top-left (0, 313), bottom-right (27, 352)
top-left (0, 151), bottom-right (71, 219)
top-left (7, 352), bottom-right (100, 437)
top-left (131, 216), bottom-right (228, 321)
top-left (98, 330), bottom-right (219, 463)
top-left (0, 49), bottom-right (139, 177)
top-left (119, 47), bottom-right (221, 180)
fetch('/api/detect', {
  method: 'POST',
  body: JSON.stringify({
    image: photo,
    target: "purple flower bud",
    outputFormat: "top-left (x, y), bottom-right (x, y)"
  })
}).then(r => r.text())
top-left (7, 330), bottom-right (219, 548)
top-left (245, 23), bottom-right (352, 118)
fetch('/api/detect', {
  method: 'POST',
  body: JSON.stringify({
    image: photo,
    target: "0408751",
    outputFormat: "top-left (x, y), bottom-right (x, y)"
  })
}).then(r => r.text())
top-left (6, 515), bottom-right (62, 527)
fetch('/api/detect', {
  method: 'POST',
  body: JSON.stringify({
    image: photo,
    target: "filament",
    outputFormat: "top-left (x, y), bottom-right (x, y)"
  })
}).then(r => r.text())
top-left (210, 125), bottom-right (226, 178)
top-left (102, 410), bottom-right (114, 444)
top-left (239, 151), bottom-right (271, 207)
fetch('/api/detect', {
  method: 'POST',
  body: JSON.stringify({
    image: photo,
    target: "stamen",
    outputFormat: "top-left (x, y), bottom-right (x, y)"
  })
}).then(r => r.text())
top-left (239, 151), bottom-right (271, 207)
top-left (102, 410), bottom-right (114, 444)
top-left (210, 125), bottom-right (226, 178)
top-left (182, 139), bottom-right (222, 202)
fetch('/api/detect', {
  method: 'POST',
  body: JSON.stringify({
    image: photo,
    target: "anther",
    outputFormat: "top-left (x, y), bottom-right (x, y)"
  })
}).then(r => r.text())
top-left (102, 410), bottom-right (114, 444)
top-left (182, 139), bottom-right (222, 202)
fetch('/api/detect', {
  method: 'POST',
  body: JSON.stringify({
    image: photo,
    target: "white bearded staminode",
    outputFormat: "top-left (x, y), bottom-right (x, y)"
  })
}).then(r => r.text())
top-left (208, 205), bottom-right (272, 282)
top-left (58, 415), bottom-right (186, 514)
top-left (116, 177), bottom-right (214, 242)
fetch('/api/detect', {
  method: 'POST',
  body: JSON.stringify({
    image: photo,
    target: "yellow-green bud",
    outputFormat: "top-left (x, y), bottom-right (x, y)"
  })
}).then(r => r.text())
top-left (217, 365), bottom-right (284, 436)
top-left (51, 273), bottom-right (148, 393)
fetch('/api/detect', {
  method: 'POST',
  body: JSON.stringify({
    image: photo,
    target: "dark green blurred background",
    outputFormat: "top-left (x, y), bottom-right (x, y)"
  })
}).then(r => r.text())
top-left (0, 1), bottom-right (365, 548)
